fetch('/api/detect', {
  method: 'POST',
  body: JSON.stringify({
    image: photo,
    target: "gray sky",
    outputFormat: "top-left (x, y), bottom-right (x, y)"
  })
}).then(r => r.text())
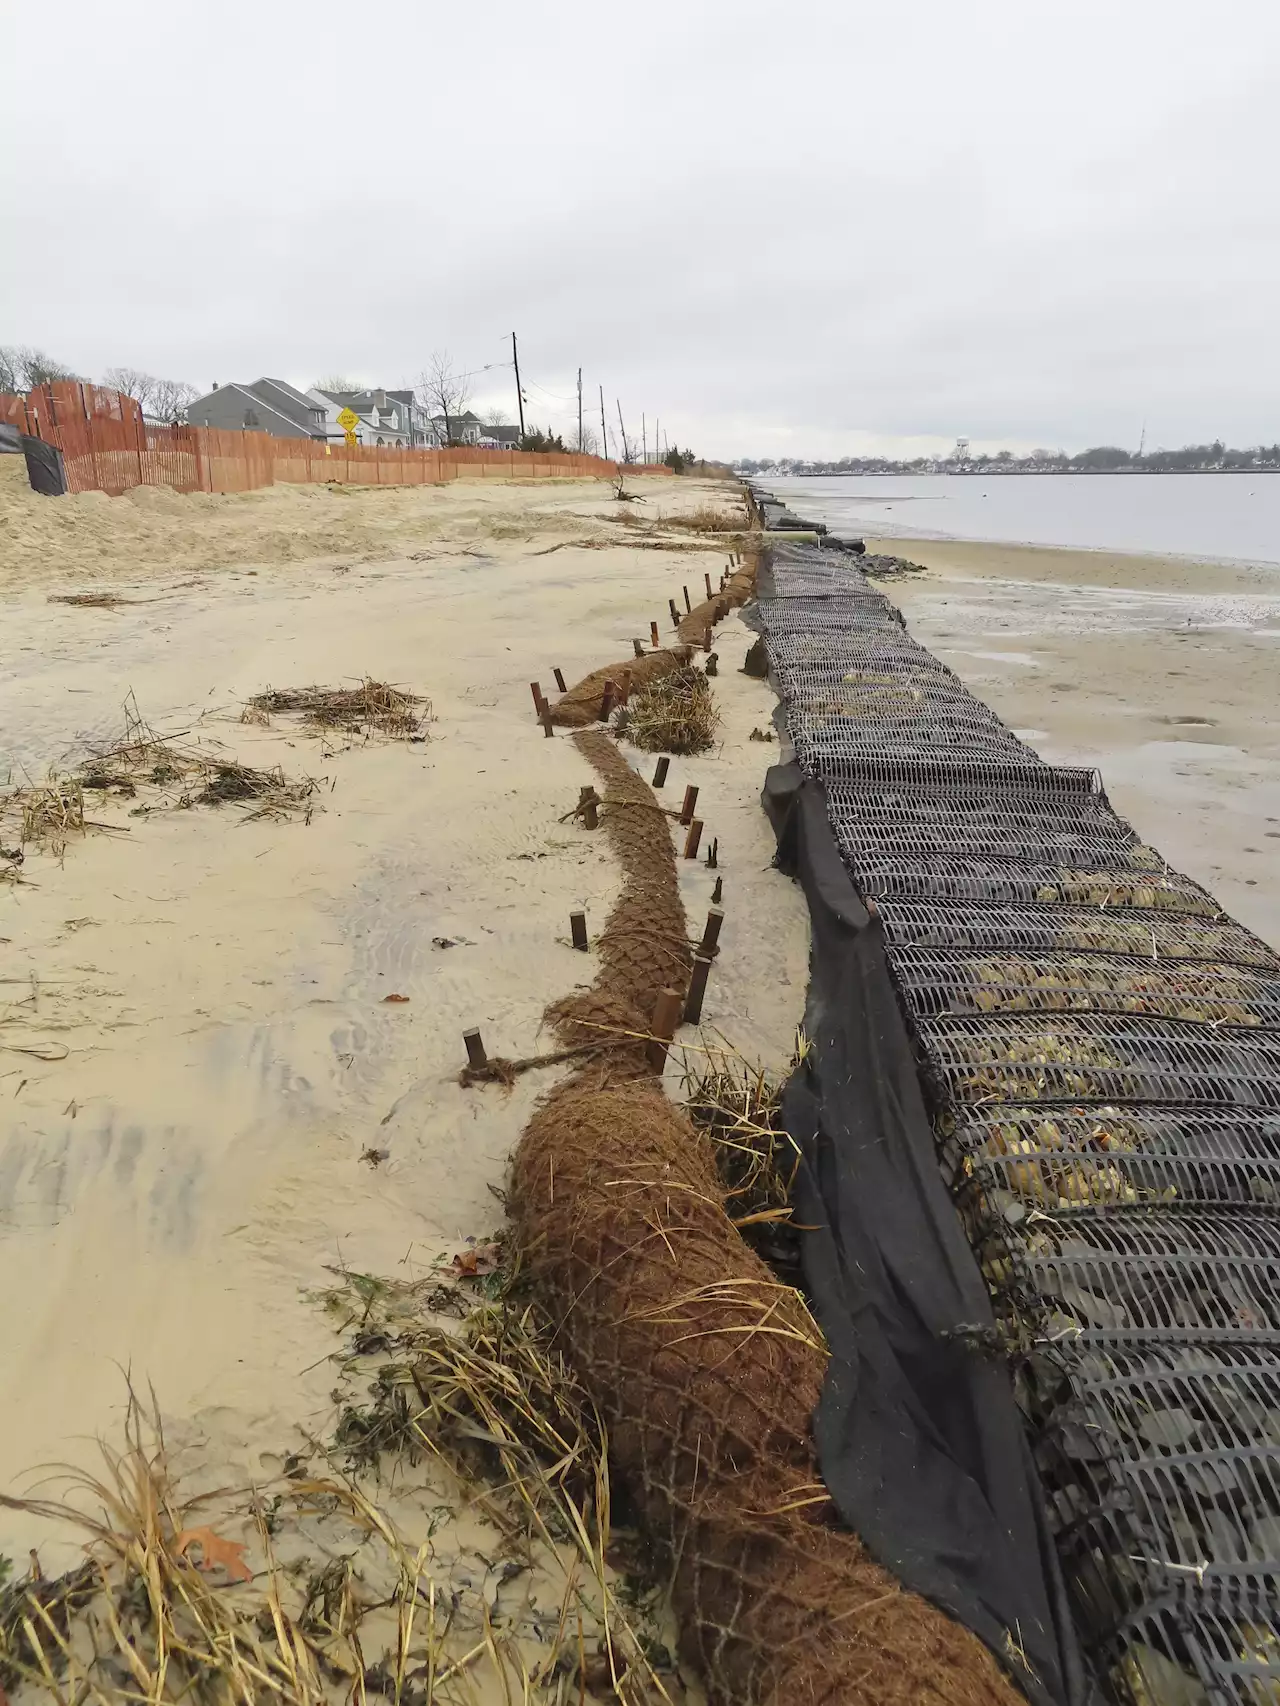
top-left (4, 0), bottom-right (1278, 459)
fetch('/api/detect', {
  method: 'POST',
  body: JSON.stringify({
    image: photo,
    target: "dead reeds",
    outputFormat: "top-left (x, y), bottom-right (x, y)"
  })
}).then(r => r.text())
top-left (617, 665), bottom-right (719, 755)
top-left (1, 1302), bottom-right (678, 1706)
top-left (244, 679), bottom-right (431, 742)
top-left (661, 505), bottom-right (745, 535)
top-left (0, 693), bottom-right (319, 855)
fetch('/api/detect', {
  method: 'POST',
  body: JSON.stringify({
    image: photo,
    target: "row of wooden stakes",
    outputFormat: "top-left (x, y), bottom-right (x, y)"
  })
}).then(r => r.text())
top-left (462, 901), bottom-right (725, 1079)
top-left (462, 548), bottom-right (744, 1070)
top-left (528, 556), bottom-right (744, 733)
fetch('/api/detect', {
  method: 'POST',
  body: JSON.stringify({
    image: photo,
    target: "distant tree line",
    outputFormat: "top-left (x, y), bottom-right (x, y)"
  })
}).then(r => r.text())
top-left (737, 439), bottom-right (1280, 476)
top-left (1, 343), bottom-right (199, 422)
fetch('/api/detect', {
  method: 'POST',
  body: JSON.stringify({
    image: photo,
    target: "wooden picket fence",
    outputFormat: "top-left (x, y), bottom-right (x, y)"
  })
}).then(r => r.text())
top-left (3, 382), bottom-right (668, 496)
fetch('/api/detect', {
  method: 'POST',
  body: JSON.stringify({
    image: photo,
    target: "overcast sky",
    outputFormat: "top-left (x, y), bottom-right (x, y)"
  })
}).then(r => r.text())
top-left (3, 0), bottom-right (1278, 459)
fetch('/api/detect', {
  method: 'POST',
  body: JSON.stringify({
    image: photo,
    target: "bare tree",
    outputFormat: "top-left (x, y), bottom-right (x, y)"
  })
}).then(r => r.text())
top-left (314, 374), bottom-right (363, 394)
top-left (577, 421), bottom-right (600, 456)
top-left (416, 351), bottom-right (471, 445)
top-left (0, 344), bottom-right (78, 392)
top-left (482, 405), bottom-right (510, 428)
top-left (101, 368), bottom-right (199, 421)
top-left (151, 378), bottom-right (199, 422)
top-left (102, 367), bottom-right (158, 411)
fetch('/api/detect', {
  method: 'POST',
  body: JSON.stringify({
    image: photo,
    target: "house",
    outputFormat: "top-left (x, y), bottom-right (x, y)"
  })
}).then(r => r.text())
top-left (482, 422), bottom-right (521, 449)
top-left (429, 409), bottom-right (493, 447)
top-left (309, 388), bottom-right (435, 448)
top-left (186, 377), bottom-right (329, 439)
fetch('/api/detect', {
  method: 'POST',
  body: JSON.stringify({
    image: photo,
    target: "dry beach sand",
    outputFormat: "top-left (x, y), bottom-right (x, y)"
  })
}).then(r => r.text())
top-left (876, 536), bottom-right (1280, 949)
top-left (0, 463), bottom-right (809, 1640)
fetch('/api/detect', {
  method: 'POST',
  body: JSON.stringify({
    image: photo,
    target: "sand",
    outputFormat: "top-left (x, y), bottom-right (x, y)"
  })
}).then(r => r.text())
top-left (876, 536), bottom-right (1280, 949)
top-left (0, 472), bottom-right (807, 1588)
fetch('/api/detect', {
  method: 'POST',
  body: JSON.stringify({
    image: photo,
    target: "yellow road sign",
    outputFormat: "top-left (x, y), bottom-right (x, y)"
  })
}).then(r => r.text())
top-left (336, 407), bottom-right (359, 431)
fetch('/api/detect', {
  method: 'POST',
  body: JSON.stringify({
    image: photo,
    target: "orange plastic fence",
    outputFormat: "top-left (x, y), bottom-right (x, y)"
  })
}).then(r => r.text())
top-left (2, 382), bottom-right (669, 496)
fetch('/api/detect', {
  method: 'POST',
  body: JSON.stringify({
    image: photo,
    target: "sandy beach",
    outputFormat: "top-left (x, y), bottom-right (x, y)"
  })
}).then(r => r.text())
top-left (874, 536), bottom-right (1280, 949)
top-left (0, 467), bottom-right (808, 1586)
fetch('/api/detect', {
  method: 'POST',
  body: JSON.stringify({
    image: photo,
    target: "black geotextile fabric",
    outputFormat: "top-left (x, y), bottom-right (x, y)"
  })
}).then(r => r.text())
top-left (763, 761), bottom-right (1090, 1706)
top-left (22, 435), bottom-right (67, 495)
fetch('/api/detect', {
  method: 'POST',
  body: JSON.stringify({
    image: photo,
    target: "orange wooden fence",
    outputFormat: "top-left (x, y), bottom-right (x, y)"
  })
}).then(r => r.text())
top-left (3, 382), bottom-right (668, 496)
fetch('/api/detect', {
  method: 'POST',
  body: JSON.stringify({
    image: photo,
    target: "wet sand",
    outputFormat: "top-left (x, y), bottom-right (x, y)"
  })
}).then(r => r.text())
top-left (876, 537), bottom-right (1280, 949)
top-left (0, 473), bottom-right (808, 1567)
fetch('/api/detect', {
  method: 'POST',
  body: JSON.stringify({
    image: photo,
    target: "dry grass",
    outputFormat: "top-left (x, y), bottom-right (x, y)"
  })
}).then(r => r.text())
top-left (1, 694), bottom-right (320, 855)
top-left (245, 680), bottom-right (431, 742)
top-left (661, 506), bottom-right (744, 535)
top-left (0, 1270), bottom-right (683, 1706)
top-left (616, 667), bottom-right (719, 755)
top-left (682, 1043), bottom-right (805, 1230)
top-left (18, 776), bottom-right (86, 855)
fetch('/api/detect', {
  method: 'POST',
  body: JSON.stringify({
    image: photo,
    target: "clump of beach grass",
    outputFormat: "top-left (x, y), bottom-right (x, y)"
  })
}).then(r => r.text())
top-left (681, 1038), bottom-right (811, 1279)
top-left (616, 665), bottom-right (720, 755)
top-left (244, 679), bottom-right (431, 741)
top-left (662, 505), bottom-right (744, 535)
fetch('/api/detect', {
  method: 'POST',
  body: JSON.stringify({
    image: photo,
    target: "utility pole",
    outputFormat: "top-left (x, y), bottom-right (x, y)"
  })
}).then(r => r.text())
top-left (642, 413), bottom-right (647, 465)
top-left (577, 368), bottom-right (583, 453)
top-left (616, 398), bottom-right (632, 464)
top-left (654, 417), bottom-right (659, 467)
top-left (599, 385), bottom-right (609, 461)
top-left (511, 333), bottom-right (526, 440)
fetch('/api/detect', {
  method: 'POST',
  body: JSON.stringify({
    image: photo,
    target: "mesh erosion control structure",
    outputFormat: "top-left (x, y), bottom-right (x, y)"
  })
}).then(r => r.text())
top-left (756, 528), bottom-right (1280, 1705)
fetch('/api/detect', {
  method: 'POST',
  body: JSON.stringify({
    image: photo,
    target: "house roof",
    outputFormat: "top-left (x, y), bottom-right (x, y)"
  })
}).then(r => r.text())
top-left (189, 383), bottom-right (315, 435)
top-left (253, 376), bottom-right (322, 413)
top-left (319, 388), bottom-right (416, 413)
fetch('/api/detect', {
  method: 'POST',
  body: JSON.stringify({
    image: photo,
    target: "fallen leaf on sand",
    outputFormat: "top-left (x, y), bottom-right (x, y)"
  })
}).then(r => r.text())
top-left (382, 993), bottom-right (411, 1004)
top-left (436, 1240), bottom-right (501, 1278)
top-left (175, 1526), bottom-right (253, 1583)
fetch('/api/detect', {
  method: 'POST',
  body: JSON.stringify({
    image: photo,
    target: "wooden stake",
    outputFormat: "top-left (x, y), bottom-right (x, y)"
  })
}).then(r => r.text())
top-left (632, 638), bottom-right (645, 658)
top-left (669, 598), bottom-right (680, 628)
top-left (653, 756), bottom-right (670, 788)
top-left (705, 654), bottom-right (718, 677)
top-left (699, 906), bottom-right (725, 956)
top-left (704, 572), bottom-right (713, 599)
top-left (463, 1028), bottom-right (487, 1070)
top-left (706, 836), bottom-right (718, 869)
top-left (541, 708), bottom-right (555, 737)
top-left (683, 818), bottom-right (703, 859)
top-left (646, 987), bottom-right (683, 1072)
top-left (599, 679), bottom-right (616, 720)
top-left (683, 954), bottom-right (713, 1025)
top-left (583, 798), bottom-right (599, 830)
top-left (570, 911), bottom-right (588, 951)
top-left (712, 876), bottom-right (723, 905)
top-left (682, 584), bottom-right (692, 613)
top-left (553, 667), bottom-right (567, 693)
top-left (679, 784), bottom-right (699, 825)
top-left (650, 620), bottom-right (660, 648)
top-left (530, 681), bottom-right (545, 714)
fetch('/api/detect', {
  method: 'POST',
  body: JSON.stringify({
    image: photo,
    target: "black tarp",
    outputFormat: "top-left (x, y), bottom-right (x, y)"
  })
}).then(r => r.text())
top-left (21, 435), bottom-right (68, 496)
top-left (764, 761), bottom-right (1090, 1706)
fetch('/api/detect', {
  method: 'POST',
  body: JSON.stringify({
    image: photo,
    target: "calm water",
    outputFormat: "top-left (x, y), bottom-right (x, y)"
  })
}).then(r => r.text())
top-left (770, 473), bottom-right (1280, 565)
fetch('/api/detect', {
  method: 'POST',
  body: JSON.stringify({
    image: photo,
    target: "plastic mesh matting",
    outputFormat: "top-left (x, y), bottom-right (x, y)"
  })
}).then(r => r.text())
top-left (915, 1011), bottom-right (1280, 1110)
top-left (887, 946), bottom-right (1280, 1027)
top-left (873, 899), bottom-right (1279, 970)
top-left (855, 857), bottom-right (1224, 914)
top-left (758, 540), bottom-right (1280, 1701)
